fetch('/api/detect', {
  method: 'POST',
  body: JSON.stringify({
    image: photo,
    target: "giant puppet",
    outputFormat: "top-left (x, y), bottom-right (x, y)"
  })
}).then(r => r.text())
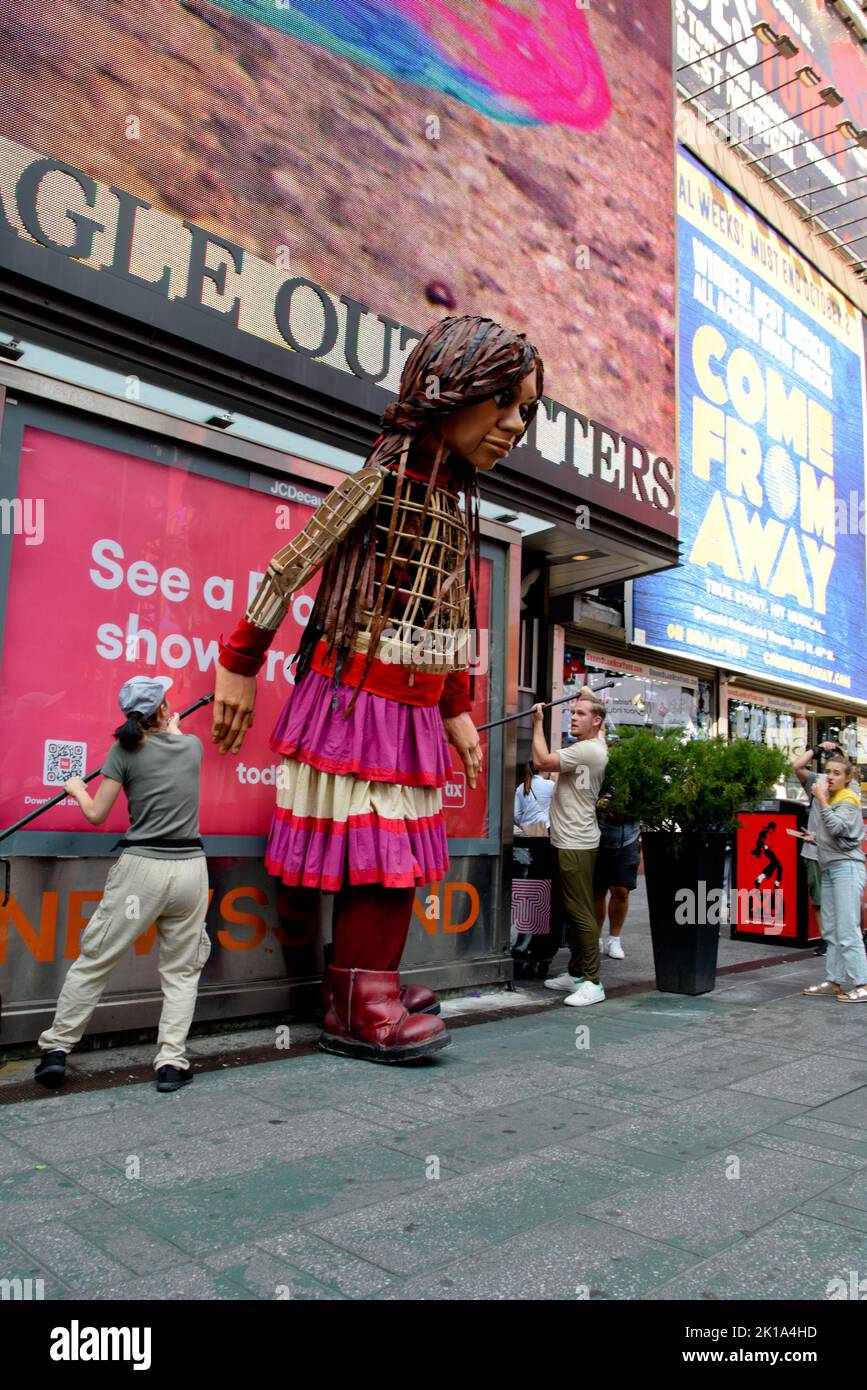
top-left (212, 315), bottom-right (543, 1062)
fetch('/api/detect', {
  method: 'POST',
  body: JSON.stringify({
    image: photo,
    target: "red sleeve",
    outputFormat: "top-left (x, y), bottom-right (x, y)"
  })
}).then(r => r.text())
top-left (218, 618), bottom-right (276, 676)
top-left (439, 669), bottom-right (472, 719)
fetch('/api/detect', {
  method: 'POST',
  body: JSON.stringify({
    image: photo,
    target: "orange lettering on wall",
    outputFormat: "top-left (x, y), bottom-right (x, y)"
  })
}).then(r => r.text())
top-left (66, 891), bottom-right (103, 959)
top-left (274, 888), bottom-right (319, 947)
top-left (217, 886), bottom-right (268, 951)
top-left (134, 923), bottom-right (158, 955)
top-left (0, 892), bottom-right (59, 963)
top-left (443, 882), bottom-right (480, 934)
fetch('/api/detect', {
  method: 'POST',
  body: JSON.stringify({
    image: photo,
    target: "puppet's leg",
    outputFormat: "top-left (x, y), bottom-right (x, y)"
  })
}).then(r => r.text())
top-left (320, 887), bottom-right (440, 1016)
top-left (320, 885), bottom-right (449, 1062)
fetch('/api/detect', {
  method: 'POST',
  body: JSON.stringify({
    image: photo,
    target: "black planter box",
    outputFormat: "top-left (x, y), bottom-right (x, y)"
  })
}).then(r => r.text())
top-left (642, 830), bottom-right (729, 995)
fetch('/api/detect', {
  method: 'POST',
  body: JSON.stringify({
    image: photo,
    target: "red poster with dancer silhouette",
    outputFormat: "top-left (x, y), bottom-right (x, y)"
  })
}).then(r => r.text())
top-left (734, 806), bottom-right (817, 944)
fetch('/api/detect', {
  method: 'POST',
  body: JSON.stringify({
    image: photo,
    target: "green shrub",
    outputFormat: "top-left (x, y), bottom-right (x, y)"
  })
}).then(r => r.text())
top-left (602, 728), bottom-right (791, 835)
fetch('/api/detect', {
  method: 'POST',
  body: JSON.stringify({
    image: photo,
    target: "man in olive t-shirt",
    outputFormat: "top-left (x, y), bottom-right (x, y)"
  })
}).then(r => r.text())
top-left (531, 693), bottom-right (608, 1006)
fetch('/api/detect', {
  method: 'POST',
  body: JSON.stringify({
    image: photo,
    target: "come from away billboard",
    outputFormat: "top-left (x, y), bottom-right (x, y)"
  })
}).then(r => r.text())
top-left (633, 147), bottom-right (867, 704)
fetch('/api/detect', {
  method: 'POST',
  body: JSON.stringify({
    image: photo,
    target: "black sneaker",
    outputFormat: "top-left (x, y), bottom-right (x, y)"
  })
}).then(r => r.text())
top-left (814, 940), bottom-right (828, 956)
top-left (34, 1051), bottom-right (67, 1089)
top-left (156, 1065), bottom-right (194, 1093)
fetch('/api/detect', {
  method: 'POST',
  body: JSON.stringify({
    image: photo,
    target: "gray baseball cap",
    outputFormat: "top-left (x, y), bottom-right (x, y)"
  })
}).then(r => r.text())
top-left (118, 675), bottom-right (173, 718)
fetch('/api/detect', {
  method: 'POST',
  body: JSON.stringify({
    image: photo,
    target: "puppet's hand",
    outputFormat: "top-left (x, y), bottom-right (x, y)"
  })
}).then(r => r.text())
top-left (442, 712), bottom-right (483, 790)
top-left (213, 667), bottom-right (256, 755)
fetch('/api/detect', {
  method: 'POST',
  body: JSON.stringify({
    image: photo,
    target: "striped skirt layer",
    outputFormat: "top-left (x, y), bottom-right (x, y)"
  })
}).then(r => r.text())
top-left (265, 669), bottom-right (451, 890)
top-left (270, 668), bottom-right (450, 786)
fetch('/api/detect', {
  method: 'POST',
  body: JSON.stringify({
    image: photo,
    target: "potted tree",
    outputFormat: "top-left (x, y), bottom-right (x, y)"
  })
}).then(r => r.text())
top-left (602, 729), bottom-right (790, 995)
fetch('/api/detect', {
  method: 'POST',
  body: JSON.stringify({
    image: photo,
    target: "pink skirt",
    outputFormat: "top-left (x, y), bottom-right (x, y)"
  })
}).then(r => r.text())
top-left (265, 670), bottom-right (451, 891)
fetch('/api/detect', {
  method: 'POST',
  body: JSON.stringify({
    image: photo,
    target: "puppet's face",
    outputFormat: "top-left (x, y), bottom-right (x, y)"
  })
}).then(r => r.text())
top-left (438, 368), bottom-right (540, 470)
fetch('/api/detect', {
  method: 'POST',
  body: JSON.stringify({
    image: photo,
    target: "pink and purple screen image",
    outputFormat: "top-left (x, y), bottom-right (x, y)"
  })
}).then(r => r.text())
top-left (0, 0), bottom-right (675, 459)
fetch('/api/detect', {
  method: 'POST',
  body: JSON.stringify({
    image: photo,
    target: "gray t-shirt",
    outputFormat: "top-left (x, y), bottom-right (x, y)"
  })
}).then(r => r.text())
top-left (101, 732), bottom-right (205, 859)
top-left (550, 738), bottom-right (608, 850)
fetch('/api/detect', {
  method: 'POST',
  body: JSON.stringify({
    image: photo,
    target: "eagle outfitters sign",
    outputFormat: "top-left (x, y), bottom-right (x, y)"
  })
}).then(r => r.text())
top-left (0, 135), bottom-right (678, 533)
top-left (0, 136), bottom-right (676, 536)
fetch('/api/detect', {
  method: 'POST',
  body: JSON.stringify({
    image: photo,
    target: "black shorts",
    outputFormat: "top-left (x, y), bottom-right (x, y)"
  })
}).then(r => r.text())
top-left (593, 837), bottom-right (642, 894)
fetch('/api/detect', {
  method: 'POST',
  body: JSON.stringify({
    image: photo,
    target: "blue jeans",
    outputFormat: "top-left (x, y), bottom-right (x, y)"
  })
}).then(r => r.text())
top-left (821, 860), bottom-right (867, 990)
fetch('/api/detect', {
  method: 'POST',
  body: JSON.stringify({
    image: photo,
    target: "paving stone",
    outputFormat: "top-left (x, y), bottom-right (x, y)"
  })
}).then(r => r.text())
top-left (380, 1091), bottom-right (625, 1174)
top-left (203, 1242), bottom-right (343, 1300)
top-left (0, 1234), bottom-right (72, 1301)
top-left (645, 1211), bottom-right (867, 1301)
top-left (6, 1087), bottom-right (293, 1164)
top-left (9, 1219), bottom-right (146, 1297)
top-left (0, 1167), bottom-right (105, 1232)
top-left (255, 1229), bottom-right (396, 1298)
top-left (797, 1168), bottom-right (867, 1234)
top-left (64, 1203), bottom-right (192, 1275)
top-left (0, 1133), bottom-right (43, 1177)
top-left (306, 1144), bottom-right (688, 1276)
top-left (579, 1143), bottom-right (844, 1257)
top-left (569, 1090), bottom-right (805, 1162)
top-left (808, 1085), bottom-right (867, 1133)
top-left (92, 1262), bottom-right (263, 1300)
top-left (375, 1214), bottom-right (700, 1300)
top-left (729, 1056), bottom-right (867, 1106)
top-left (603, 1039), bottom-right (799, 1103)
top-left (129, 1146), bottom-right (431, 1256)
top-left (71, 1109), bottom-right (393, 1190)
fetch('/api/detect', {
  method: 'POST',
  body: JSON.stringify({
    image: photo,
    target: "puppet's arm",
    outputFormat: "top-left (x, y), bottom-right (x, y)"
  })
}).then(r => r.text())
top-left (218, 468), bottom-right (383, 675)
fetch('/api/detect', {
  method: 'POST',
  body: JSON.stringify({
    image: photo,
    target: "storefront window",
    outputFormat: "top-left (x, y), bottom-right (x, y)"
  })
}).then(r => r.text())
top-left (562, 649), bottom-right (710, 740)
top-left (727, 688), bottom-right (808, 799)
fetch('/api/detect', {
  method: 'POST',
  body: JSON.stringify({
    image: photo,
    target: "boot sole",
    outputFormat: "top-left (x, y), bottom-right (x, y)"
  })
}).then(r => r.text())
top-left (34, 1069), bottom-right (66, 1089)
top-left (318, 1031), bottom-right (452, 1064)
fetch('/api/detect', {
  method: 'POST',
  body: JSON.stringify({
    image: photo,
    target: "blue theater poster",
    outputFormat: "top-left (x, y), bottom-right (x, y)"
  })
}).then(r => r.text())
top-left (633, 148), bottom-right (867, 703)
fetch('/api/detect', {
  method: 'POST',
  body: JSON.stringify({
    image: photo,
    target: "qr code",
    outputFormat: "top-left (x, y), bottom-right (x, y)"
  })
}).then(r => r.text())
top-left (43, 740), bottom-right (87, 788)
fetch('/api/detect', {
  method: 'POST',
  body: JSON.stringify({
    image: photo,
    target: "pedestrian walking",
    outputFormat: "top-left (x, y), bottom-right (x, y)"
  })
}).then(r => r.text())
top-left (514, 762), bottom-right (553, 837)
top-left (35, 676), bottom-right (211, 1092)
top-left (593, 811), bottom-right (641, 959)
top-left (799, 752), bottom-right (867, 1003)
top-left (532, 692), bottom-right (608, 1007)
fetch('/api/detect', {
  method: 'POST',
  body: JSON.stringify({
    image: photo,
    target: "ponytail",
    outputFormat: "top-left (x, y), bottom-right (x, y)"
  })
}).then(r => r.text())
top-left (113, 707), bottom-right (160, 752)
top-left (523, 762), bottom-right (534, 797)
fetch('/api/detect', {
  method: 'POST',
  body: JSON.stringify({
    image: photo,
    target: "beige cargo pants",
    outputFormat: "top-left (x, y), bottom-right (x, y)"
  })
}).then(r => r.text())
top-left (38, 852), bottom-right (211, 1070)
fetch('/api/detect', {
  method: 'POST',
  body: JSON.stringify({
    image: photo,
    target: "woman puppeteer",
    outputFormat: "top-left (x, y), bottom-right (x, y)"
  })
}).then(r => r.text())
top-left (212, 316), bottom-right (543, 1063)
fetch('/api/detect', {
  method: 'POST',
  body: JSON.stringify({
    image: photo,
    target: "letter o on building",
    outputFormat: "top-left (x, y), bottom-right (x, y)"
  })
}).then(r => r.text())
top-left (274, 277), bottom-right (339, 357)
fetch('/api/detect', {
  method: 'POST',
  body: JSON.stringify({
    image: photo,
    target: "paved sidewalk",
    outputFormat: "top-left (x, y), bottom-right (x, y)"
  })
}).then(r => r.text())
top-left (1, 950), bottom-right (867, 1301)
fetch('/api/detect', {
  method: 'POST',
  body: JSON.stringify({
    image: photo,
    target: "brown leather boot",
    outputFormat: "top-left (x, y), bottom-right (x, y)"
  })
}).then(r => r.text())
top-left (320, 945), bottom-right (440, 1018)
top-left (319, 966), bottom-right (450, 1063)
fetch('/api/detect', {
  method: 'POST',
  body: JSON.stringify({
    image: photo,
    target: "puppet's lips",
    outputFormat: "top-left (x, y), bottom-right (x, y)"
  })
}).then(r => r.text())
top-left (484, 436), bottom-right (512, 454)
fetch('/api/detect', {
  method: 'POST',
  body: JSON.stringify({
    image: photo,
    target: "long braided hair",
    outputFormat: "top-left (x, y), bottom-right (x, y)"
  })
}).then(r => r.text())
top-left (295, 315), bottom-right (544, 714)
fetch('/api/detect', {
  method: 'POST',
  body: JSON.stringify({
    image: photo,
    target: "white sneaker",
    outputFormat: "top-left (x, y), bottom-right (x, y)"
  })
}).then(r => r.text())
top-left (544, 972), bottom-right (582, 992)
top-left (607, 938), bottom-right (625, 960)
top-left (599, 936), bottom-right (609, 956)
top-left (564, 980), bottom-right (606, 1007)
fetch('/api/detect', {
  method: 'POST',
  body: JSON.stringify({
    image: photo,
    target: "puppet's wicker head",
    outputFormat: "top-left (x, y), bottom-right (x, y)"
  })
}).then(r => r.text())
top-left (295, 316), bottom-right (543, 710)
top-left (368, 315), bottom-right (544, 472)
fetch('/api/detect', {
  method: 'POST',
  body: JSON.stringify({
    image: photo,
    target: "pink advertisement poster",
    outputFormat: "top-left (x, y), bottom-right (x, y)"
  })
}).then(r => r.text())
top-left (0, 427), bottom-right (491, 842)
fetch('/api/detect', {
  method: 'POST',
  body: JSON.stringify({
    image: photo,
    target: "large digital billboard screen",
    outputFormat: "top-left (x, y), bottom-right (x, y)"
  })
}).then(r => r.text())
top-left (0, 0), bottom-right (676, 515)
top-left (633, 147), bottom-right (867, 703)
